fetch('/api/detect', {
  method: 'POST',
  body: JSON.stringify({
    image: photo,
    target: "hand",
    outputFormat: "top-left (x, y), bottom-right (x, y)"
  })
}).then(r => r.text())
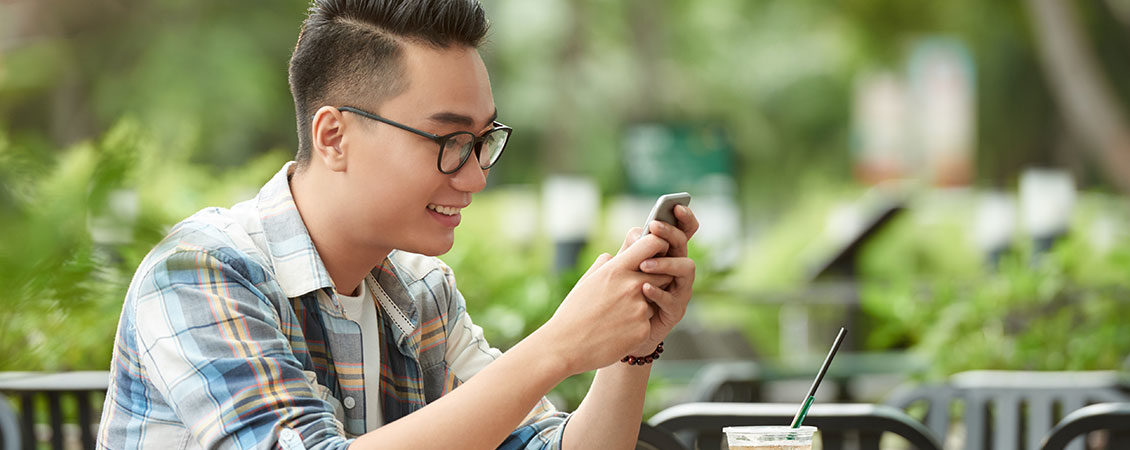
top-left (535, 233), bottom-right (675, 374)
top-left (624, 204), bottom-right (699, 356)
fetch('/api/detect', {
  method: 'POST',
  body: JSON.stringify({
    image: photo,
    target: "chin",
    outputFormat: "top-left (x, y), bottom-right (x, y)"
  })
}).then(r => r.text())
top-left (404, 237), bottom-right (455, 257)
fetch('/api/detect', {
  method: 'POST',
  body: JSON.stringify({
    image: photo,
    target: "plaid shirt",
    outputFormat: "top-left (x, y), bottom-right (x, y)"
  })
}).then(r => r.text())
top-left (98, 162), bottom-right (569, 449)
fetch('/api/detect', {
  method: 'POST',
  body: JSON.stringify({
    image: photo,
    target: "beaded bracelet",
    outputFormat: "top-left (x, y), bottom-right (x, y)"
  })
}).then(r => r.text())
top-left (621, 341), bottom-right (664, 365)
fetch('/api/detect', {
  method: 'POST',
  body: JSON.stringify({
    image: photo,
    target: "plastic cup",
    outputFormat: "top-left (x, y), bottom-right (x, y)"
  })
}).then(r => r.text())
top-left (722, 426), bottom-right (817, 450)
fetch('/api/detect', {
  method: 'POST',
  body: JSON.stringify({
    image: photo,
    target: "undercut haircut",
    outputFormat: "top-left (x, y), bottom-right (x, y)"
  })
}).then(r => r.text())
top-left (288, 0), bottom-right (490, 167)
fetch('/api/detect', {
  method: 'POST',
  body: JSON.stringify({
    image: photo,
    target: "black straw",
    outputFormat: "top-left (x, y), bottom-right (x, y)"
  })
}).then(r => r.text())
top-left (790, 327), bottom-right (847, 428)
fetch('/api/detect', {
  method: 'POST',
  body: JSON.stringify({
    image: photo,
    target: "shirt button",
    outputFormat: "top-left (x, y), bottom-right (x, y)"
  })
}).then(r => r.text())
top-left (343, 396), bottom-right (356, 409)
top-left (279, 428), bottom-right (305, 450)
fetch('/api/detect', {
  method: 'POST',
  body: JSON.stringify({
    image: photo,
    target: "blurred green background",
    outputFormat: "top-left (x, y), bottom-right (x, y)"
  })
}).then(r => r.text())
top-left (2, 0), bottom-right (1130, 413)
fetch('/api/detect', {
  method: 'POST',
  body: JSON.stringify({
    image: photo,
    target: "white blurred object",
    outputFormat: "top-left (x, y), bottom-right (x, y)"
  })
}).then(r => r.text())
top-left (825, 203), bottom-right (865, 248)
top-left (1019, 168), bottom-right (1075, 238)
top-left (494, 185), bottom-right (540, 246)
top-left (542, 176), bottom-right (600, 241)
top-left (908, 38), bottom-right (976, 187)
top-left (973, 191), bottom-right (1016, 253)
top-left (1088, 211), bottom-right (1123, 253)
top-left (690, 194), bottom-right (742, 268)
top-left (607, 196), bottom-right (655, 239)
top-left (89, 189), bottom-right (140, 246)
top-left (853, 71), bottom-right (909, 184)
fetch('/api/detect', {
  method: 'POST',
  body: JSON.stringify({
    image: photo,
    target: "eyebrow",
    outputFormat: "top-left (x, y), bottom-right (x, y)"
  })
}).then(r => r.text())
top-left (427, 109), bottom-right (499, 128)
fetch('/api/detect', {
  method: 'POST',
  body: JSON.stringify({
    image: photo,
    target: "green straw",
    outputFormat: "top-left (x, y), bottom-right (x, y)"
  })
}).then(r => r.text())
top-left (790, 327), bottom-right (847, 428)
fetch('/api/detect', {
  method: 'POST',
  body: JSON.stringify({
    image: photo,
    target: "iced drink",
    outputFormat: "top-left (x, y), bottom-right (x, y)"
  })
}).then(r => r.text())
top-left (722, 425), bottom-right (816, 450)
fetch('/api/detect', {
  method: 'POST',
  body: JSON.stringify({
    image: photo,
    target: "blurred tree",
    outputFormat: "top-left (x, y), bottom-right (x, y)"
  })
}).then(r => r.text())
top-left (3, 0), bottom-right (1130, 378)
top-left (1026, 0), bottom-right (1130, 194)
top-left (0, 0), bottom-right (303, 165)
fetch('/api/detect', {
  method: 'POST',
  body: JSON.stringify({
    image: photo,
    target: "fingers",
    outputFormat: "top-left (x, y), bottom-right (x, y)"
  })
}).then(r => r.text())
top-left (640, 256), bottom-right (695, 296)
top-left (641, 273), bottom-right (674, 290)
top-left (579, 252), bottom-right (613, 282)
top-left (646, 220), bottom-right (688, 258)
top-left (643, 282), bottom-right (685, 324)
top-left (638, 256), bottom-right (695, 279)
top-left (619, 227), bottom-right (643, 254)
top-left (673, 204), bottom-right (700, 240)
top-left (614, 233), bottom-right (670, 269)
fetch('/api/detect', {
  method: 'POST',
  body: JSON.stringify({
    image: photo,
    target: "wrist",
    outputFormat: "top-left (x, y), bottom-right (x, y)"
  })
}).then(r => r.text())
top-left (621, 341), bottom-right (664, 366)
top-left (628, 338), bottom-right (664, 357)
top-left (520, 327), bottom-right (577, 379)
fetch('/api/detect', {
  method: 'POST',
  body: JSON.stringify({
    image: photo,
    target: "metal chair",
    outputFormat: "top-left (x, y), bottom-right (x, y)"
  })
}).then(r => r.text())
top-left (1039, 402), bottom-right (1130, 450)
top-left (0, 392), bottom-right (21, 450)
top-left (649, 402), bottom-right (942, 450)
top-left (0, 371), bottom-right (109, 450)
top-left (636, 422), bottom-right (687, 450)
top-left (886, 370), bottom-right (1130, 450)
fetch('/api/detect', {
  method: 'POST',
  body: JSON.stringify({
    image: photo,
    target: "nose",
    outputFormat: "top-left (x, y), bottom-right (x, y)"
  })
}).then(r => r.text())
top-left (449, 156), bottom-right (488, 193)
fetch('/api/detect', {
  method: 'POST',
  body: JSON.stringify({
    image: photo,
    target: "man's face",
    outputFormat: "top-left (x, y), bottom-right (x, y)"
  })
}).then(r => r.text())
top-left (338, 42), bottom-right (496, 256)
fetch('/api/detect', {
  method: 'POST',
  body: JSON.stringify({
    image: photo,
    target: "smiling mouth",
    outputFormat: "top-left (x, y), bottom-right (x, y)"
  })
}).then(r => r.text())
top-left (427, 204), bottom-right (461, 216)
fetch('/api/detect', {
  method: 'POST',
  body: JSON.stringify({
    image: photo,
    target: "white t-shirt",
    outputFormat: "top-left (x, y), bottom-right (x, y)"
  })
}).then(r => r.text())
top-left (336, 277), bottom-right (384, 430)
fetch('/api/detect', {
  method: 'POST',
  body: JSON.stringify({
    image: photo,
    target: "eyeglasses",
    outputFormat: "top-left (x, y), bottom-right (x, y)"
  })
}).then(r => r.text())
top-left (337, 106), bottom-right (512, 174)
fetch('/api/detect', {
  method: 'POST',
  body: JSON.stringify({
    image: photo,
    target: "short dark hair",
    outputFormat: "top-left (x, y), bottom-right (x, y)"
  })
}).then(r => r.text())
top-left (288, 0), bottom-right (490, 167)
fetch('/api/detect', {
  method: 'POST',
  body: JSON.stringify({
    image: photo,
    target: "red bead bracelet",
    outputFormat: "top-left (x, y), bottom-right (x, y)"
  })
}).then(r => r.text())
top-left (621, 341), bottom-right (664, 365)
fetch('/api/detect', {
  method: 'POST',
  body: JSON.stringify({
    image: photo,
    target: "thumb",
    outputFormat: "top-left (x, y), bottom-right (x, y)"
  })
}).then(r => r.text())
top-left (579, 252), bottom-right (613, 282)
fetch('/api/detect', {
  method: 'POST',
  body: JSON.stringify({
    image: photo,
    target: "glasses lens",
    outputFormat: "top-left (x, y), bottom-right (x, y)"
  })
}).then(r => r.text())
top-left (440, 133), bottom-right (475, 173)
top-left (478, 128), bottom-right (510, 168)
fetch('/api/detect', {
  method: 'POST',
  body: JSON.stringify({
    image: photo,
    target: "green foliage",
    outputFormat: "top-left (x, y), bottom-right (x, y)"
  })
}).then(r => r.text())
top-left (858, 196), bottom-right (1130, 378)
top-left (0, 119), bottom-right (288, 370)
top-left (3, 0), bottom-right (1129, 412)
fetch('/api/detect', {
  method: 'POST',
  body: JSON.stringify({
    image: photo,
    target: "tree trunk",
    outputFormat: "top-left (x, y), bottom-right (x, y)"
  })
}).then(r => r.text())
top-left (1025, 0), bottom-right (1130, 192)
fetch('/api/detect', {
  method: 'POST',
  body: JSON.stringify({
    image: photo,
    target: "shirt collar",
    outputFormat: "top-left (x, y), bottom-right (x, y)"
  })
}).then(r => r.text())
top-left (254, 162), bottom-right (421, 337)
top-left (255, 162), bottom-right (337, 298)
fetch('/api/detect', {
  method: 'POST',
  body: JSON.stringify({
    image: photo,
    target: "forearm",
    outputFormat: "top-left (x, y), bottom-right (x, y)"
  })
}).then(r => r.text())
top-left (349, 334), bottom-right (568, 449)
top-left (562, 362), bottom-right (651, 450)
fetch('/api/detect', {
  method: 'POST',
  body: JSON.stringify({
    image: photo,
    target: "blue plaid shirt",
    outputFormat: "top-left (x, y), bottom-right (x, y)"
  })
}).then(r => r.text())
top-left (98, 162), bottom-right (569, 449)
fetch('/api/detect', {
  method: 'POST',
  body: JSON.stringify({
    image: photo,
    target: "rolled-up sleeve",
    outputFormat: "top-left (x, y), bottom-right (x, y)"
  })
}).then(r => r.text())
top-left (133, 249), bottom-right (351, 449)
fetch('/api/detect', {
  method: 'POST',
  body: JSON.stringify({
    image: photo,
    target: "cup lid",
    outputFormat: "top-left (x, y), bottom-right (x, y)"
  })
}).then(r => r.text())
top-left (723, 426), bottom-right (817, 434)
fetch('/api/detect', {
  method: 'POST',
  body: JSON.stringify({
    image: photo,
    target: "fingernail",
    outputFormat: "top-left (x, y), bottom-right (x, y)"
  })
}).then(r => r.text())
top-left (641, 260), bottom-right (656, 270)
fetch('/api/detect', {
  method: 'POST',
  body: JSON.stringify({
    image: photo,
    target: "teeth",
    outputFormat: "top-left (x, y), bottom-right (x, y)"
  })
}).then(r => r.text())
top-left (427, 204), bottom-right (460, 216)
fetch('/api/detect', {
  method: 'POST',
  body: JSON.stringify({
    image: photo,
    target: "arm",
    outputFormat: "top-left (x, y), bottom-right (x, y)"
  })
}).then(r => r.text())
top-left (563, 205), bottom-right (700, 450)
top-left (134, 250), bottom-right (352, 449)
top-left (349, 233), bottom-right (676, 449)
top-left (139, 230), bottom-right (679, 449)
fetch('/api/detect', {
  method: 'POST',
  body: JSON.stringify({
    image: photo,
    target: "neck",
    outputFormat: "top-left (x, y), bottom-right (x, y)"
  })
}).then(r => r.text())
top-left (290, 165), bottom-right (391, 295)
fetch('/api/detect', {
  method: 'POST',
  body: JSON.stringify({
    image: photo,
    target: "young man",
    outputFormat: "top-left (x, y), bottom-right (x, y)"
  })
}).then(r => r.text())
top-left (97, 0), bottom-right (698, 449)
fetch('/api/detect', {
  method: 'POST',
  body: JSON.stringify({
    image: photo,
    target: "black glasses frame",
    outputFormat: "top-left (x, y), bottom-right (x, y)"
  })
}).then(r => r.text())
top-left (336, 106), bottom-right (512, 174)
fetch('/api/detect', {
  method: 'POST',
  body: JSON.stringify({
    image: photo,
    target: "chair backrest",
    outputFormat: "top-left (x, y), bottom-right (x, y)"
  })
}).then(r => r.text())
top-left (649, 402), bottom-right (942, 450)
top-left (885, 371), bottom-right (1130, 450)
top-left (0, 371), bottom-right (109, 450)
top-left (682, 361), bottom-right (764, 403)
top-left (1039, 402), bottom-right (1130, 450)
top-left (0, 392), bottom-right (21, 450)
top-left (636, 422), bottom-right (688, 450)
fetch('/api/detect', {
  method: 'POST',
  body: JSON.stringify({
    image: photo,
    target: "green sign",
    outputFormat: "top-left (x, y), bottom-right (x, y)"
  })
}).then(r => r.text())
top-left (622, 123), bottom-right (734, 196)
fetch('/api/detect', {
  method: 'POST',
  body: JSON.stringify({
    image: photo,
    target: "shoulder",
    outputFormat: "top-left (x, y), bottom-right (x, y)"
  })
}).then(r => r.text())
top-left (134, 203), bottom-right (271, 287)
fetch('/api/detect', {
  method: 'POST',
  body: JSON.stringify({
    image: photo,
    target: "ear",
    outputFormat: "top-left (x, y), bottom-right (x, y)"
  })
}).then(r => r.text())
top-left (311, 106), bottom-right (349, 172)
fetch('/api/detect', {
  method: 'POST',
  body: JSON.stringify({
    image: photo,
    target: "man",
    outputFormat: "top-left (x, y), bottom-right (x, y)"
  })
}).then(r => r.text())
top-left (97, 0), bottom-right (698, 448)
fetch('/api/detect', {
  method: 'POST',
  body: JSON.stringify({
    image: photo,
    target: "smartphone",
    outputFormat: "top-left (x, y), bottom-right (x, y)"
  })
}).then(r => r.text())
top-left (640, 192), bottom-right (691, 237)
